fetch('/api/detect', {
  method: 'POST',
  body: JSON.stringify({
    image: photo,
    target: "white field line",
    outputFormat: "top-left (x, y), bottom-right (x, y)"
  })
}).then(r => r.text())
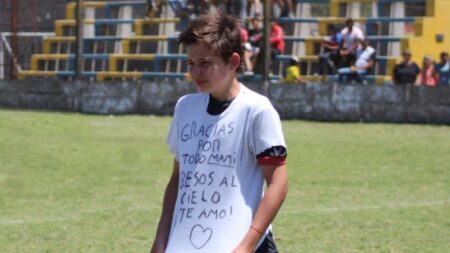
top-left (280, 199), bottom-right (450, 214)
top-left (1, 199), bottom-right (449, 226)
top-left (0, 205), bottom-right (159, 226)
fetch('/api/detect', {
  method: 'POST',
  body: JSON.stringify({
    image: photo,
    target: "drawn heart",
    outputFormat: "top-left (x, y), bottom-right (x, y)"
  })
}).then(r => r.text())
top-left (189, 224), bottom-right (213, 249)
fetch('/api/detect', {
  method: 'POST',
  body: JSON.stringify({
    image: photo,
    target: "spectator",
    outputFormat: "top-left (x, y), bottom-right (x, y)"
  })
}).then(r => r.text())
top-left (249, 0), bottom-right (262, 17)
top-left (336, 47), bottom-right (355, 70)
top-left (251, 21), bottom-right (284, 75)
top-left (186, 0), bottom-right (209, 16)
top-left (340, 18), bottom-right (365, 59)
top-left (270, 21), bottom-right (285, 60)
top-left (202, 0), bottom-right (227, 15)
top-left (166, 0), bottom-right (190, 31)
top-left (272, 0), bottom-right (293, 18)
top-left (319, 25), bottom-right (342, 75)
top-left (146, 0), bottom-right (159, 18)
top-left (393, 49), bottom-right (420, 85)
top-left (436, 51), bottom-right (450, 85)
top-left (166, 0), bottom-right (187, 16)
top-left (225, 0), bottom-right (248, 20)
top-left (337, 39), bottom-right (375, 83)
top-left (284, 56), bottom-right (307, 84)
top-left (243, 16), bottom-right (263, 74)
top-left (240, 24), bottom-right (250, 72)
top-left (240, 25), bottom-right (249, 45)
top-left (416, 55), bottom-right (438, 86)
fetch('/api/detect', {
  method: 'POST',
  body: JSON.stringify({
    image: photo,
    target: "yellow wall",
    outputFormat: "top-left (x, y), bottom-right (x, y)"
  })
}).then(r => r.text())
top-left (408, 0), bottom-right (450, 64)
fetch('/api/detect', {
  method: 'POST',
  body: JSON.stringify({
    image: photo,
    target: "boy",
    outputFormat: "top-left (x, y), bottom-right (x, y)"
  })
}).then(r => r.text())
top-left (284, 56), bottom-right (306, 84)
top-left (337, 39), bottom-right (375, 83)
top-left (436, 51), bottom-right (450, 85)
top-left (318, 25), bottom-right (342, 75)
top-left (243, 15), bottom-right (263, 75)
top-left (392, 49), bottom-right (420, 85)
top-left (150, 13), bottom-right (288, 253)
top-left (340, 18), bottom-right (365, 59)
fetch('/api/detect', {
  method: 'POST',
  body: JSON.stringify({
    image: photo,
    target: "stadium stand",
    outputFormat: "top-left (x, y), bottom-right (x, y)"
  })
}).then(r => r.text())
top-left (19, 0), bottom-right (187, 81)
top-left (274, 0), bottom-right (429, 84)
top-left (17, 0), bottom-right (450, 84)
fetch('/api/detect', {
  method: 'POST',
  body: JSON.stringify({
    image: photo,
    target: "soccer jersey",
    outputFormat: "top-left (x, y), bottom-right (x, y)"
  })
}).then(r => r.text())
top-left (165, 84), bottom-right (286, 253)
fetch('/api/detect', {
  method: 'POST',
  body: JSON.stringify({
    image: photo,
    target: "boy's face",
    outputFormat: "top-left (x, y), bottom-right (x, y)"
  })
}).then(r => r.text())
top-left (186, 43), bottom-right (236, 94)
top-left (402, 52), bottom-right (411, 62)
top-left (346, 20), bottom-right (354, 31)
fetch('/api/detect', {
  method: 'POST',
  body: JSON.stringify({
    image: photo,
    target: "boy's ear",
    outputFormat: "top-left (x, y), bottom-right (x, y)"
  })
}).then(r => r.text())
top-left (229, 53), bottom-right (241, 71)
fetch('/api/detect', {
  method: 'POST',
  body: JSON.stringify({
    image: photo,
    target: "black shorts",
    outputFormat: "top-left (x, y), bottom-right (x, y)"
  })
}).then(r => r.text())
top-left (255, 231), bottom-right (278, 253)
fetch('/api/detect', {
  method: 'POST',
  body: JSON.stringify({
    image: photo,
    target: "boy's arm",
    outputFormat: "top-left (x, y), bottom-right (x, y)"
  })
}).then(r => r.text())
top-left (232, 164), bottom-right (289, 253)
top-left (150, 159), bottom-right (180, 253)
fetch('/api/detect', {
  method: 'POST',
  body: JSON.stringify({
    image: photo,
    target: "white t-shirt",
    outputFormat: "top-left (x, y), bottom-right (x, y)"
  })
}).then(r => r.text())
top-left (355, 46), bottom-right (376, 69)
top-left (340, 26), bottom-right (365, 53)
top-left (165, 84), bottom-right (286, 253)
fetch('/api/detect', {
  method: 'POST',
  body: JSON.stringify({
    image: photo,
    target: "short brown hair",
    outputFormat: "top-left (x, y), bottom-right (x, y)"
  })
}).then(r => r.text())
top-left (178, 13), bottom-right (244, 72)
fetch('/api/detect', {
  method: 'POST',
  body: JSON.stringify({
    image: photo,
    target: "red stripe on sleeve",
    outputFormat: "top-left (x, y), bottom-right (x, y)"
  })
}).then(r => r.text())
top-left (257, 156), bottom-right (286, 166)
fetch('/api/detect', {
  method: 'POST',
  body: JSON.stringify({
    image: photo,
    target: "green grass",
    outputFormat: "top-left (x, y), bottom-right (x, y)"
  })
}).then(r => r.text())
top-left (0, 109), bottom-right (449, 253)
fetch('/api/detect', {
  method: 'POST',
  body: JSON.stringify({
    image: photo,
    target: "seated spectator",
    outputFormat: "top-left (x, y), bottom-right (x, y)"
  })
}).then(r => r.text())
top-left (393, 49), bottom-right (420, 85)
top-left (166, 0), bottom-right (187, 16)
top-left (226, 0), bottom-right (248, 20)
top-left (436, 51), bottom-right (450, 85)
top-left (336, 47), bottom-right (355, 70)
top-left (251, 20), bottom-right (284, 75)
top-left (270, 21), bottom-right (285, 60)
top-left (319, 25), bottom-right (342, 75)
top-left (186, 0), bottom-right (210, 16)
top-left (146, 0), bottom-right (159, 18)
top-left (272, 0), bottom-right (293, 18)
top-left (337, 39), bottom-right (375, 83)
top-left (202, 0), bottom-right (227, 15)
top-left (146, 0), bottom-right (162, 19)
top-left (340, 18), bottom-right (365, 59)
top-left (249, 0), bottom-right (262, 17)
top-left (240, 24), bottom-right (249, 46)
top-left (416, 55), bottom-right (438, 86)
top-left (243, 16), bottom-right (263, 74)
top-left (166, 0), bottom-right (190, 31)
top-left (284, 56), bottom-right (307, 84)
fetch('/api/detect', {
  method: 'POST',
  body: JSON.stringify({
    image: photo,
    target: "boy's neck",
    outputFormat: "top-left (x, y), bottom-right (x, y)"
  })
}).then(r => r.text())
top-left (210, 79), bottom-right (241, 102)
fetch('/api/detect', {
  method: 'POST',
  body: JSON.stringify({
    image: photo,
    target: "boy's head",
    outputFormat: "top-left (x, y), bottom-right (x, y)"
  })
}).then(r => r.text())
top-left (178, 13), bottom-right (243, 73)
top-left (345, 18), bottom-right (354, 30)
top-left (402, 49), bottom-right (412, 62)
top-left (423, 55), bottom-right (433, 67)
top-left (289, 56), bottom-right (299, 66)
top-left (440, 51), bottom-right (449, 63)
top-left (327, 24), bottom-right (337, 35)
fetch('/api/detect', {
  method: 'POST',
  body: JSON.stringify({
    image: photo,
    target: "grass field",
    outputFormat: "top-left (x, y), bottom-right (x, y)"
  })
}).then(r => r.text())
top-left (0, 109), bottom-right (449, 253)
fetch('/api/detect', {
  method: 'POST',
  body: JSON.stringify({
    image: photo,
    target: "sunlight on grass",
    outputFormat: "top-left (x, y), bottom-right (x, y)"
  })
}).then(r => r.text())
top-left (0, 109), bottom-right (449, 252)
